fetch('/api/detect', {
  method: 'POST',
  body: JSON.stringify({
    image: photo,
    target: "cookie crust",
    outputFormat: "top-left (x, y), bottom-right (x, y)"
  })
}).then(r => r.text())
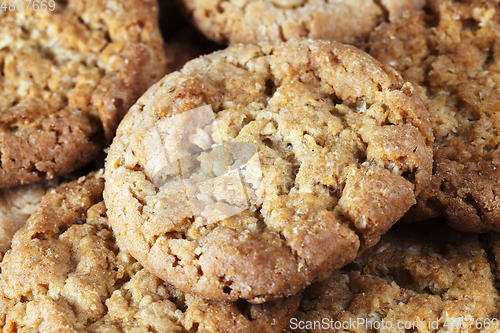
top-left (0, 171), bottom-right (300, 333)
top-left (368, 0), bottom-right (500, 232)
top-left (177, 0), bottom-right (425, 45)
top-left (0, 0), bottom-right (167, 187)
top-left (104, 38), bottom-right (433, 303)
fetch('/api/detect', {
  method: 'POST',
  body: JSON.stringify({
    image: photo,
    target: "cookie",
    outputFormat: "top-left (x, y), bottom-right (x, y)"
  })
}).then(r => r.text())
top-left (104, 38), bottom-right (434, 303)
top-left (0, 175), bottom-right (77, 260)
top-left (0, 171), bottom-right (301, 332)
top-left (284, 220), bottom-right (500, 332)
top-left (177, 0), bottom-right (425, 45)
top-left (367, 0), bottom-right (500, 232)
top-left (0, 0), bottom-right (167, 187)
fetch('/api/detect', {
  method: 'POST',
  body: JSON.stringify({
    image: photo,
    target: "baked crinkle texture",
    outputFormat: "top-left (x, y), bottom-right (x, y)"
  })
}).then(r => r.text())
top-left (285, 221), bottom-right (500, 333)
top-left (367, 0), bottom-right (500, 232)
top-left (0, 175), bottom-right (75, 260)
top-left (0, 171), bottom-right (300, 333)
top-left (178, 0), bottom-right (426, 45)
top-left (0, 0), bottom-right (167, 187)
top-left (104, 38), bottom-right (434, 303)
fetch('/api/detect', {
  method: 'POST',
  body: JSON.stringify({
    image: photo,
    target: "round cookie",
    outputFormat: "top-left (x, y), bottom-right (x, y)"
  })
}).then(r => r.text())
top-left (284, 220), bottom-right (500, 333)
top-left (0, 0), bottom-right (167, 187)
top-left (367, 0), bottom-right (500, 232)
top-left (0, 171), bottom-right (301, 333)
top-left (104, 38), bottom-right (434, 303)
top-left (177, 0), bottom-right (426, 45)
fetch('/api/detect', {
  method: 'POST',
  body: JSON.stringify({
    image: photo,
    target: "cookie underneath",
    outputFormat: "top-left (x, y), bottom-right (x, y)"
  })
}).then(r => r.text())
top-left (178, 0), bottom-right (425, 45)
top-left (367, 0), bottom-right (500, 232)
top-left (0, 171), bottom-right (300, 333)
top-left (285, 220), bottom-right (500, 332)
top-left (0, 0), bottom-right (167, 187)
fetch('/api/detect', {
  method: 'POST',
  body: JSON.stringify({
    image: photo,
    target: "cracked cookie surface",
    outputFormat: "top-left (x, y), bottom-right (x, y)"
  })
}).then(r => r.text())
top-left (367, 0), bottom-right (500, 232)
top-left (284, 220), bottom-right (500, 333)
top-left (104, 38), bottom-right (434, 303)
top-left (0, 171), bottom-right (300, 333)
top-left (177, 0), bottom-right (425, 45)
top-left (0, 174), bottom-right (77, 260)
top-left (0, 0), bottom-right (167, 187)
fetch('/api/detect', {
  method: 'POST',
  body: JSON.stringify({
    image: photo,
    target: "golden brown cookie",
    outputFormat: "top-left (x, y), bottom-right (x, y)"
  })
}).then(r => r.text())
top-left (0, 0), bottom-right (167, 187)
top-left (367, 0), bottom-right (500, 232)
top-left (285, 220), bottom-right (500, 333)
top-left (0, 175), bottom-right (78, 261)
top-left (0, 171), bottom-right (300, 333)
top-left (177, 0), bottom-right (425, 45)
top-left (104, 38), bottom-right (434, 303)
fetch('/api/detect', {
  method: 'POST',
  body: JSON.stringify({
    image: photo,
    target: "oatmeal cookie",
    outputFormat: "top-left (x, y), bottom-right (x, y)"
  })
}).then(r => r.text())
top-left (367, 0), bottom-right (500, 232)
top-left (177, 0), bottom-right (425, 45)
top-left (0, 175), bottom-right (77, 261)
top-left (104, 38), bottom-right (434, 303)
top-left (160, 0), bottom-right (217, 72)
top-left (0, 171), bottom-right (300, 333)
top-left (284, 220), bottom-right (500, 333)
top-left (0, 0), bottom-right (167, 187)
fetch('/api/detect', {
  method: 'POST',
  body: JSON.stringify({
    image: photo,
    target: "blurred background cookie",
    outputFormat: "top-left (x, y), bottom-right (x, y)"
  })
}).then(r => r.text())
top-left (104, 38), bottom-right (433, 303)
top-left (0, 0), bottom-right (167, 187)
top-left (176, 0), bottom-right (425, 45)
top-left (367, 0), bottom-right (500, 232)
top-left (0, 171), bottom-right (301, 332)
top-left (285, 219), bottom-right (500, 332)
top-left (159, 0), bottom-right (222, 72)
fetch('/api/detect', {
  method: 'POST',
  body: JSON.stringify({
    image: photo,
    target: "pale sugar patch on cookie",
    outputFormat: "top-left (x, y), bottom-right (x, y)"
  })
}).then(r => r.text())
top-left (146, 105), bottom-right (264, 226)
